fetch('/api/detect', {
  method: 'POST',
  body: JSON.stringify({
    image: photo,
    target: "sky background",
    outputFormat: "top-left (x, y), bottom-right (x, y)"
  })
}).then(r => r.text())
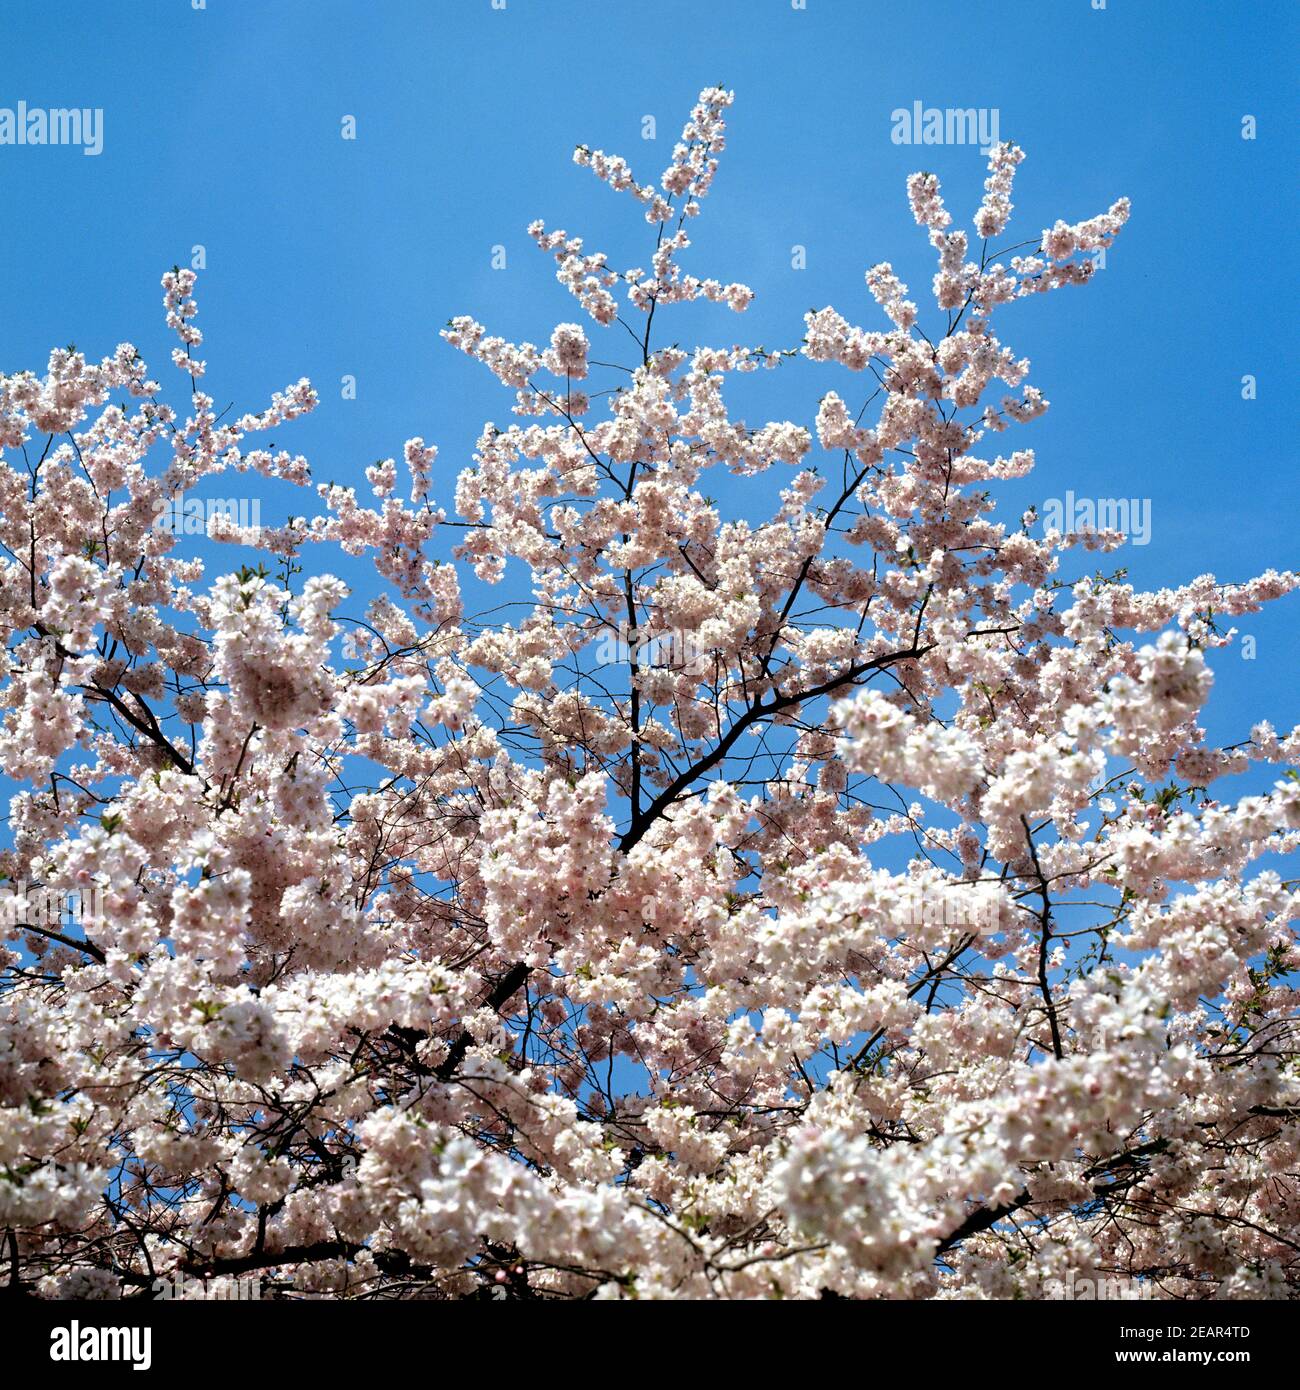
top-left (0, 0), bottom-right (1295, 758)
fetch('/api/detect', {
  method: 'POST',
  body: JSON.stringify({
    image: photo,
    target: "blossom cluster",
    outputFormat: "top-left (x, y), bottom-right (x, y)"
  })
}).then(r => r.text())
top-left (1, 89), bottom-right (1297, 1302)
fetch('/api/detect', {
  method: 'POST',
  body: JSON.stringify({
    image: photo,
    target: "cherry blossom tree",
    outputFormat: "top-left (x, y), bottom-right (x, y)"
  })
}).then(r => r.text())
top-left (2, 87), bottom-right (1298, 1302)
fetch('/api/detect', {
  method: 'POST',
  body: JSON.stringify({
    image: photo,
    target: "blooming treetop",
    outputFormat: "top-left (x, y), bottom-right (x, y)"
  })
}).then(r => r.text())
top-left (2, 88), bottom-right (1298, 1301)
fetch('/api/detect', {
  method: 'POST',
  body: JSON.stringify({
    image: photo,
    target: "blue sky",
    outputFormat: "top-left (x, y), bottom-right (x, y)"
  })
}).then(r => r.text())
top-left (0, 0), bottom-right (1295, 754)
